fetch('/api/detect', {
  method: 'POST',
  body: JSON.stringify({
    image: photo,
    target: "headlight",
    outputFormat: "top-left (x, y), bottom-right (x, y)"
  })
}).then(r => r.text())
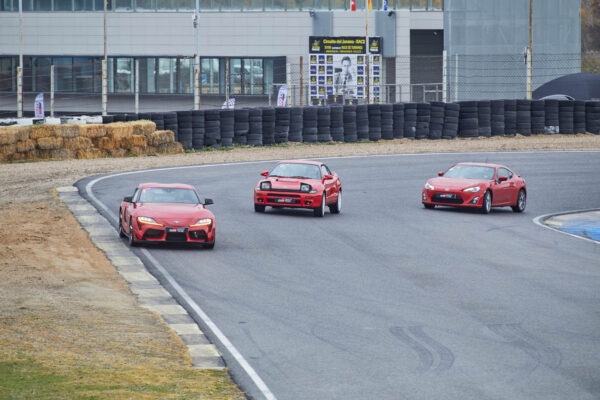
top-left (424, 182), bottom-right (434, 190)
top-left (463, 186), bottom-right (480, 193)
top-left (300, 183), bottom-right (311, 192)
top-left (137, 216), bottom-right (161, 225)
top-left (260, 181), bottom-right (271, 191)
top-left (191, 218), bottom-right (212, 227)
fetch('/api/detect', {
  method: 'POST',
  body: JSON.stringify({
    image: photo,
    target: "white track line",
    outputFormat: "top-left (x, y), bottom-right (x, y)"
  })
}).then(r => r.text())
top-left (533, 208), bottom-right (600, 245)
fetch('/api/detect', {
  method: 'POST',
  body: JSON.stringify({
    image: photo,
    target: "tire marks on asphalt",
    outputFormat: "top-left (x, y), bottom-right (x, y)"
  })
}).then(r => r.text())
top-left (389, 326), bottom-right (454, 374)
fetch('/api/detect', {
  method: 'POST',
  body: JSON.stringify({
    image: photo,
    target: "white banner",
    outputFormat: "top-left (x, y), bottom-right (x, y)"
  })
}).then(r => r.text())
top-left (34, 93), bottom-right (44, 118)
top-left (277, 84), bottom-right (287, 107)
top-left (221, 98), bottom-right (235, 109)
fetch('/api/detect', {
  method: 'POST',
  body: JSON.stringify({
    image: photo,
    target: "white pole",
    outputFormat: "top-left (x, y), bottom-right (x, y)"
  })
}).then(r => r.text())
top-left (194, 1), bottom-right (200, 110)
top-left (286, 61), bottom-right (291, 107)
top-left (50, 65), bottom-right (54, 117)
top-left (135, 59), bottom-right (139, 114)
top-left (17, 0), bottom-right (23, 118)
top-left (454, 53), bottom-right (459, 102)
top-left (225, 57), bottom-right (229, 108)
top-left (365, 1), bottom-right (370, 104)
top-left (527, 0), bottom-right (533, 100)
top-left (102, 0), bottom-right (108, 115)
top-left (442, 50), bottom-right (448, 103)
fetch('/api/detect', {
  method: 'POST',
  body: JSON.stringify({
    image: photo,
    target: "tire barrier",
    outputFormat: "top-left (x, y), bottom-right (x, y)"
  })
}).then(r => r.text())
top-left (248, 108), bottom-right (263, 146)
top-left (261, 107), bottom-right (276, 146)
top-left (530, 100), bottom-right (545, 135)
top-left (138, 112), bottom-right (152, 121)
top-left (490, 100), bottom-right (505, 136)
top-left (429, 101), bottom-right (445, 140)
top-left (343, 105), bottom-right (358, 143)
top-left (574, 100), bottom-right (586, 134)
top-left (443, 103), bottom-right (459, 139)
top-left (330, 106), bottom-right (345, 142)
top-left (458, 101), bottom-right (478, 138)
top-left (302, 106), bottom-right (318, 143)
top-left (150, 112), bottom-right (165, 131)
top-left (204, 109), bottom-right (220, 148)
top-left (586, 101), bottom-right (600, 134)
top-left (544, 99), bottom-right (559, 134)
top-left (403, 103), bottom-right (417, 139)
top-left (317, 106), bottom-right (332, 142)
top-left (176, 110), bottom-right (193, 150)
top-left (101, 115), bottom-right (114, 124)
top-left (504, 99), bottom-right (517, 135)
top-left (477, 100), bottom-right (492, 137)
top-left (112, 113), bottom-right (127, 122)
top-left (191, 110), bottom-right (205, 149)
top-left (393, 103), bottom-right (405, 139)
top-left (367, 104), bottom-right (382, 141)
top-left (416, 103), bottom-right (431, 139)
top-left (274, 107), bottom-right (290, 144)
top-left (163, 112), bottom-right (178, 141)
top-left (380, 104), bottom-right (394, 140)
top-left (289, 107), bottom-right (303, 142)
top-left (125, 113), bottom-right (139, 122)
top-left (558, 100), bottom-right (574, 134)
top-left (219, 109), bottom-right (235, 147)
top-left (356, 104), bottom-right (369, 141)
top-left (234, 109), bottom-right (249, 145)
top-left (516, 100), bottom-right (531, 136)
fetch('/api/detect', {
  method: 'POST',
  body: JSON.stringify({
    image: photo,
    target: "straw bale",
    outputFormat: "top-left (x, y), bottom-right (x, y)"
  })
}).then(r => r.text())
top-left (0, 143), bottom-right (16, 156)
top-left (55, 124), bottom-right (80, 138)
top-left (148, 130), bottom-right (175, 146)
top-left (30, 124), bottom-right (57, 139)
top-left (122, 134), bottom-right (147, 149)
top-left (37, 136), bottom-right (63, 150)
top-left (108, 148), bottom-right (128, 158)
top-left (36, 148), bottom-right (74, 160)
top-left (8, 150), bottom-right (36, 162)
top-left (130, 120), bottom-right (156, 137)
top-left (106, 122), bottom-right (134, 140)
top-left (94, 136), bottom-right (120, 150)
top-left (127, 146), bottom-right (147, 156)
top-left (156, 142), bottom-right (183, 154)
top-left (76, 148), bottom-right (105, 160)
top-left (78, 124), bottom-right (107, 138)
top-left (0, 130), bottom-right (17, 146)
top-left (146, 146), bottom-right (158, 155)
top-left (15, 139), bottom-right (35, 153)
top-left (64, 136), bottom-right (93, 151)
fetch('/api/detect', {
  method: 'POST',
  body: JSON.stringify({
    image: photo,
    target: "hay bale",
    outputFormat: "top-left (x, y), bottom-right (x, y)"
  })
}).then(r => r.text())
top-left (0, 143), bottom-right (16, 157)
top-left (94, 136), bottom-right (120, 150)
top-left (64, 136), bottom-right (93, 151)
top-left (30, 125), bottom-right (57, 140)
top-left (37, 136), bottom-right (63, 150)
top-left (121, 134), bottom-right (147, 149)
top-left (16, 139), bottom-right (35, 153)
top-left (55, 124), bottom-right (80, 138)
top-left (106, 122), bottom-right (133, 140)
top-left (127, 146), bottom-right (147, 156)
top-left (108, 148), bottom-right (127, 158)
top-left (148, 130), bottom-right (175, 146)
top-left (36, 148), bottom-right (74, 160)
top-left (79, 124), bottom-right (106, 138)
top-left (76, 148), bottom-right (105, 160)
top-left (0, 126), bottom-right (30, 145)
top-left (146, 146), bottom-right (158, 155)
top-left (8, 150), bottom-right (36, 162)
top-left (131, 120), bottom-right (156, 137)
top-left (156, 142), bottom-right (183, 154)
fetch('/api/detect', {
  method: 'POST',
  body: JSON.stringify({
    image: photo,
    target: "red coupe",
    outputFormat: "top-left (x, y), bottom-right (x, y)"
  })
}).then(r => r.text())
top-left (119, 183), bottom-right (216, 248)
top-left (421, 162), bottom-right (526, 214)
top-left (254, 160), bottom-right (342, 217)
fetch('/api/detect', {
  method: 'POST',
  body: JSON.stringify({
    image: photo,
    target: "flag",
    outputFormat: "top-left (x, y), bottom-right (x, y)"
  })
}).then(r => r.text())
top-left (34, 93), bottom-right (44, 118)
top-left (368, 0), bottom-right (372, 11)
top-left (277, 84), bottom-right (287, 107)
top-left (382, 0), bottom-right (387, 10)
top-left (221, 98), bottom-right (235, 109)
top-left (350, 0), bottom-right (355, 11)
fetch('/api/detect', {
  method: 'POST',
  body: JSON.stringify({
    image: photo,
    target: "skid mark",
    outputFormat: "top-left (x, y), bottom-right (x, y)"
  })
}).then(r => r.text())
top-left (390, 326), bottom-right (434, 373)
top-left (407, 326), bottom-right (455, 373)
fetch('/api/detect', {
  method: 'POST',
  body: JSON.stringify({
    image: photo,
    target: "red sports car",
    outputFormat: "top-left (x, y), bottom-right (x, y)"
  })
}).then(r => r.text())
top-left (119, 183), bottom-right (216, 248)
top-left (254, 160), bottom-right (342, 217)
top-left (421, 162), bottom-right (526, 214)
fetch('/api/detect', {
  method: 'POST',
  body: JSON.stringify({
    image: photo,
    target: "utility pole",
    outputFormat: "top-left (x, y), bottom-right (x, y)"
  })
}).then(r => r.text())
top-left (17, 0), bottom-right (23, 118)
top-left (193, 1), bottom-right (200, 110)
top-left (527, 0), bottom-right (533, 100)
top-left (102, 0), bottom-right (108, 116)
top-left (365, 1), bottom-right (370, 104)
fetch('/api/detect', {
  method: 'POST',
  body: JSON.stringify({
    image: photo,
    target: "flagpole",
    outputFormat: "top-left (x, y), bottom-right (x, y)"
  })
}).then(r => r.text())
top-left (365, 0), bottom-right (370, 104)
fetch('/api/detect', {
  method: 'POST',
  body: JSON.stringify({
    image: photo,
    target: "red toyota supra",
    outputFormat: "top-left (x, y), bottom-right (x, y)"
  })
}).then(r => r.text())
top-left (119, 183), bottom-right (216, 248)
top-left (421, 162), bottom-right (526, 214)
top-left (254, 160), bottom-right (342, 217)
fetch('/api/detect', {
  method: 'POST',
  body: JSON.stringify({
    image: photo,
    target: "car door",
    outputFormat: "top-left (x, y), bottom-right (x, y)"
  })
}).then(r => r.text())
top-left (123, 188), bottom-right (139, 233)
top-left (321, 164), bottom-right (339, 204)
top-left (495, 167), bottom-right (514, 205)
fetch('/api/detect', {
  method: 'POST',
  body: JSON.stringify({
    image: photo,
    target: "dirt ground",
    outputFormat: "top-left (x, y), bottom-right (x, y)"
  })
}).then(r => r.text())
top-left (1, 134), bottom-right (599, 397)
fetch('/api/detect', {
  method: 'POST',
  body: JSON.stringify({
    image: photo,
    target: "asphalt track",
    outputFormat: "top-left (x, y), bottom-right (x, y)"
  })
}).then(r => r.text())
top-left (78, 151), bottom-right (600, 400)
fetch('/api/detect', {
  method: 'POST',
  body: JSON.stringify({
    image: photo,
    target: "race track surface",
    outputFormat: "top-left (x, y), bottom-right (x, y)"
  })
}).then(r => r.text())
top-left (79, 151), bottom-right (600, 400)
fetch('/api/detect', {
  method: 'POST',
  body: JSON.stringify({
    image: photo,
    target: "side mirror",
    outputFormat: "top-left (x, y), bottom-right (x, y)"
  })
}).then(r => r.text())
top-left (323, 174), bottom-right (334, 180)
top-left (438, 171), bottom-right (444, 176)
top-left (498, 176), bottom-right (508, 182)
top-left (123, 196), bottom-right (133, 203)
top-left (204, 198), bottom-right (214, 205)
top-left (260, 171), bottom-right (269, 177)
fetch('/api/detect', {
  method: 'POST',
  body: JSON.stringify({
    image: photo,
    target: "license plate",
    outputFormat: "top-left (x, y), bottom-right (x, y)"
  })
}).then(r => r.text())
top-left (440, 193), bottom-right (455, 199)
top-left (275, 198), bottom-right (294, 203)
top-left (167, 227), bottom-right (186, 233)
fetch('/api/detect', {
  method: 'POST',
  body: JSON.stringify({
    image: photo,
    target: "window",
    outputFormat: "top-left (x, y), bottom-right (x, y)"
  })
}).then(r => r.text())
top-left (229, 58), bottom-right (241, 95)
top-left (32, 57), bottom-right (51, 92)
top-left (74, 0), bottom-right (94, 10)
top-left (115, 57), bottom-right (133, 93)
top-left (497, 168), bottom-right (512, 182)
top-left (157, 58), bottom-right (175, 93)
top-left (321, 165), bottom-right (331, 176)
top-left (54, 57), bottom-right (73, 92)
top-left (0, 57), bottom-right (15, 92)
top-left (201, 58), bottom-right (219, 94)
top-left (178, 58), bottom-right (193, 94)
top-left (33, 0), bottom-right (51, 10)
top-left (115, 0), bottom-right (132, 9)
top-left (94, 0), bottom-right (110, 10)
top-left (73, 57), bottom-right (95, 92)
top-left (1, 0), bottom-right (13, 11)
top-left (246, 58), bottom-right (264, 95)
top-left (135, 0), bottom-right (155, 9)
top-left (139, 58), bottom-right (156, 93)
top-left (54, 0), bottom-right (73, 10)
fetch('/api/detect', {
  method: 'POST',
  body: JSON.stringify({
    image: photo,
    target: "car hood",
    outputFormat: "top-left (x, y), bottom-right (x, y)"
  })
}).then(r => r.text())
top-left (266, 177), bottom-right (321, 190)
top-left (428, 177), bottom-right (489, 190)
top-left (135, 203), bottom-right (213, 225)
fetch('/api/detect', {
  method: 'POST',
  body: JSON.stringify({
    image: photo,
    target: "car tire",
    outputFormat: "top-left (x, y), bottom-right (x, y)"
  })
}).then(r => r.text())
top-left (511, 189), bottom-right (526, 213)
top-left (314, 194), bottom-right (325, 217)
top-left (329, 190), bottom-right (342, 214)
top-left (118, 210), bottom-right (126, 238)
top-left (424, 203), bottom-right (435, 209)
top-left (254, 204), bottom-right (265, 213)
top-left (480, 191), bottom-right (492, 214)
top-left (128, 219), bottom-right (138, 247)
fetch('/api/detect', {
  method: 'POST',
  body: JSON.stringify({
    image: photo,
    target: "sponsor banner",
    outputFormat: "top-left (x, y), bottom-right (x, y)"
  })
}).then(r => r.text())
top-left (34, 93), bottom-right (44, 118)
top-left (309, 36), bottom-right (381, 55)
top-left (277, 84), bottom-right (287, 107)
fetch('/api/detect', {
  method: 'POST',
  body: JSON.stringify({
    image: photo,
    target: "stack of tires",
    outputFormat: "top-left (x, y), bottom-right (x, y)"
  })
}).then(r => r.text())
top-left (288, 107), bottom-right (303, 142)
top-left (429, 102), bottom-right (445, 139)
top-left (234, 109), bottom-right (250, 145)
top-left (126, 113), bottom-right (139, 121)
top-left (191, 110), bottom-right (205, 149)
top-left (393, 103), bottom-right (404, 139)
top-left (302, 107), bottom-right (318, 143)
top-left (219, 109), bottom-right (235, 147)
top-left (443, 103), bottom-right (459, 139)
top-left (490, 100), bottom-right (505, 136)
top-left (544, 99), bottom-right (559, 134)
top-left (416, 103), bottom-right (431, 139)
top-left (586, 101), bottom-right (600, 134)
top-left (150, 112), bottom-right (164, 130)
top-left (138, 112), bottom-right (152, 121)
top-left (573, 100), bottom-right (586, 134)
top-left (112, 113), bottom-right (127, 122)
top-left (262, 107), bottom-right (276, 145)
top-left (330, 106), bottom-right (345, 142)
top-left (558, 100), bottom-right (574, 134)
top-left (176, 111), bottom-right (193, 150)
top-left (204, 109), bottom-right (221, 148)
top-left (380, 104), bottom-right (394, 140)
top-left (317, 107), bottom-right (332, 142)
top-left (274, 107), bottom-right (290, 144)
top-left (163, 112), bottom-right (178, 141)
top-left (343, 105), bottom-right (358, 143)
top-left (356, 105), bottom-right (369, 141)
top-left (102, 115), bottom-right (114, 124)
top-left (504, 100), bottom-right (517, 135)
top-left (367, 104), bottom-right (382, 141)
top-left (248, 108), bottom-right (263, 146)
top-left (516, 100), bottom-right (531, 136)
top-left (403, 103), bottom-right (418, 139)
top-left (477, 100), bottom-right (491, 137)
top-left (458, 101), bottom-right (478, 138)
top-left (530, 100), bottom-right (545, 135)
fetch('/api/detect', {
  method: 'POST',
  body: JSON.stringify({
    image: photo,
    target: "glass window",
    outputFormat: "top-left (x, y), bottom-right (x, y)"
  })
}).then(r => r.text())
top-left (1, 0), bottom-right (13, 11)
top-left (139, 58), bottom-right (155, 93)
top-left (497, 168), bottom-right (512, 181)
top-left (411, 0), bottom-right (426, 9)
top-left (135, 0), bottom-right (154, 9)
top-left (213, 0), bottom-right (231, 9)
top-left (310, 0), bottom-right (328, 10)
top-left (34, 0), bottom-right (51, 10)
top-left (229, 58), bottom-right (241, 95)
top-left (115, 57), bottom-right (133, 93)
top-left (54, 0), bottom-right (72, 10)
top-left (21, 0), bottom-right (32, 10)
top-left (115, 0), bottom-right (131, 9)
top-left (0, 57), bottom-right (15, 92)
top-left (178, 58), bottom-right (192, 94)
top-left (92, 57), bottom-right (102, 92)
top-left (242, 0), bottom-right (262, 10)
top-left (94, 0), bottom-right (110, 10)
top-left (54, 57), bottom-right (73, 92)
top-left (264, 58), bottom-right (273, 96)
top-left (156, 0), bottom-right (175, 8)
top-left (173, 0), bottom-right (193, 9)
top-left (430, 0), bottom-right (442, 10)
top-left (157, 57), bottom-right (175, 93)
top-left (32, 57), bottom-right (51, 92)
top-left (201, 58), bottom-right (219, 94)
top-left (198, 0), bottom-right (210, 9)
top-left (246, 58), bottom-right (264, 95)
top-left (74, 0), bottom-right (94, 9)
top-left (73, 57), bottom-right (94, 92)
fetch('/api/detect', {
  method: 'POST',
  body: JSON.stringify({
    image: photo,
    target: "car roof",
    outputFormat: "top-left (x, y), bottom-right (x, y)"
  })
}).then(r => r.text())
top-left (278, 160), bottom-right (322, 166)
top-left (455, 162), bottom-right (508, 169)
top-left (138, 183), bottom-right (195, 190)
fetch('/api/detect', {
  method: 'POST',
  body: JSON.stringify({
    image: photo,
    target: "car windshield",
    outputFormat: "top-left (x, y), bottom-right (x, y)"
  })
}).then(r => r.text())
top-left (269, 163), bottom-right (321, 180)
top-left (138, 187), bottom-right (199, 204)
top-left (444, 165), bottom-right (495, 180)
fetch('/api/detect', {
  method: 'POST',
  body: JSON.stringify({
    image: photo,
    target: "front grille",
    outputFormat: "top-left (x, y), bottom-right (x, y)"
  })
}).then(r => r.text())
top-left (266, 191), bottom-right (301, 197)
top-left (189, 230), bottom-right (207, 241)
top-left (166, 232), bottom-right (188, 242)
top-left (432, 193), bottom-right (464, 204)
top-left (144, 229), bottom-right (164, 239)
